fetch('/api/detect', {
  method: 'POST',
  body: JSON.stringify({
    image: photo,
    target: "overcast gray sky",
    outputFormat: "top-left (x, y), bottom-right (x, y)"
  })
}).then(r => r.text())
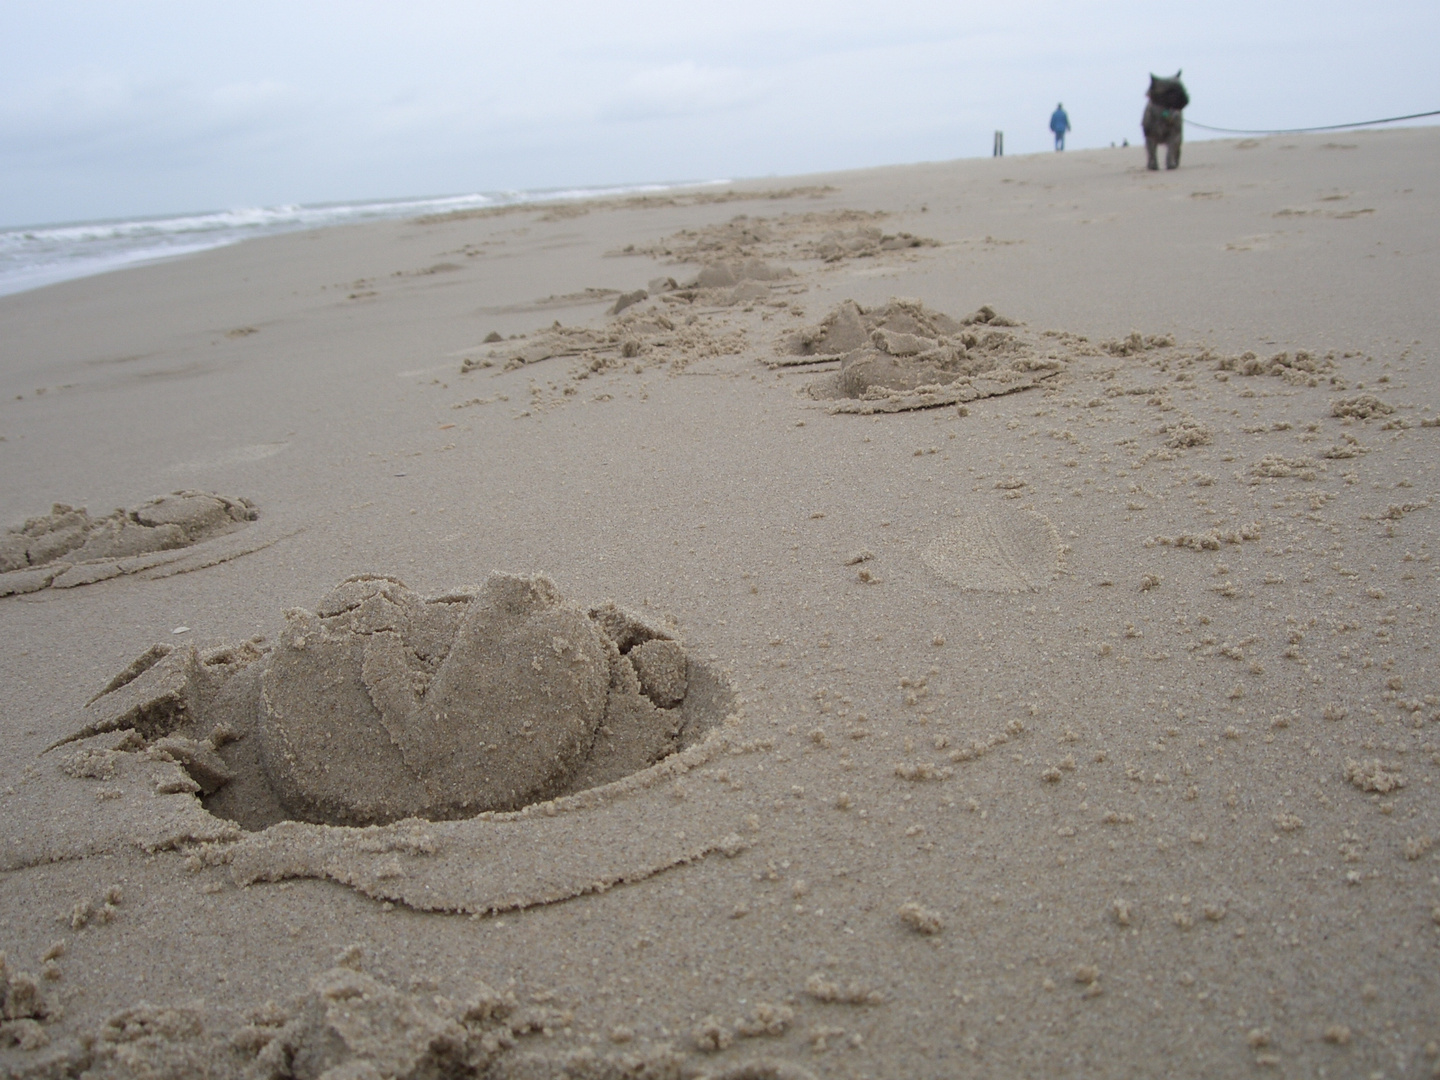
top-left (2, 1), bottom-right (1437, 227)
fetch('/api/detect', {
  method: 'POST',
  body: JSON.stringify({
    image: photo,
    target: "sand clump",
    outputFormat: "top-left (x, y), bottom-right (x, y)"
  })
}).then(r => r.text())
top-left (779, 299), bottom-right (1074, 412)
top-left (629, 638), bottom-right (688, 708)
top-left (20, 957), bottom-right (526, 1079)
top-left (690, 257), bottom-right (792, 291)
top-left (1331, 393), bottom-right (1395, 419)
top-left (810, 224), bottom-right (935, 261)
top-left (0, 492), bottom-right (258, 596)
top-left (1, 954), bottom-right (51, 1052)
top-left (47, 639), bottom-right (265, 753)
top-left (1213, 347), bottom-right (1334, 384)
top-left (261, 573), bottom-right (614, 824)
top-left (22, 951), bottom-right (818, 1080)
top-left (896, 902), bottom-right (944, 936)
top-left (1343, 758), bottom-right (1406, 794)
top-left (0, 491), bottom-right (254, 570)
top-left (52, 572), bottom-right (709, 828)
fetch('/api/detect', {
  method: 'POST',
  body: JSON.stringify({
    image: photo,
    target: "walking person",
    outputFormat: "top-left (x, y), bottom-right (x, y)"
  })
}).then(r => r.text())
top-left (1049, 103), bottom-right (1070, 151)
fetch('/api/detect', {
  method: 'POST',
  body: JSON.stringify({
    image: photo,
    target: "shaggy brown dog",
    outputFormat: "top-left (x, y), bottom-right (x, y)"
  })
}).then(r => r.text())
top-left (1142, 71), bottom-right (1189, 170)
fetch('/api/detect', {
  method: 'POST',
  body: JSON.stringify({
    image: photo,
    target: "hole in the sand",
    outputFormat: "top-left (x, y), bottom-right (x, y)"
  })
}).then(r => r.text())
top-left (0, 491), bottom-right (258, 596)
top-left (51, 573), bottom-right (731, 831)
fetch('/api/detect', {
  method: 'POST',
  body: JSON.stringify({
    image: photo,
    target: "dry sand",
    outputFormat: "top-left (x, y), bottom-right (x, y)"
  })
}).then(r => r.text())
top-left (1, 129), bottom-right (1439, 1078)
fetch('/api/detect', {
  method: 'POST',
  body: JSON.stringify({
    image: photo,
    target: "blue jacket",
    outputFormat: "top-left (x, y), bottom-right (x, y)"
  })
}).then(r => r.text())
top-left (1050, 108), bottom-right (1070, 134)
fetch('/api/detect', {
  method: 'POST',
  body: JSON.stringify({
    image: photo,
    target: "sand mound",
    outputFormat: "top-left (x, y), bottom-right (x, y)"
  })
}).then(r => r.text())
top-left (779, 299), bottom-right (1070, 413)
top-left (811, 225), bottom-right (934, 261)
top-left (789, 298), bottom-right (869, 356)
top-left (52, 572), bottom-right (718, 828)
top-left (921, 509), bottom-right (1062, 591)
top-left (691, 257), bottom-right (790, 289)
top-left (783, 298), bottom-right (963, 361)
top-left (460, 305), bottom-right (746, 381)
top-left (262, 573), bottom-right (613, 824)
top-left (0, 491), bottom-right (259, 596)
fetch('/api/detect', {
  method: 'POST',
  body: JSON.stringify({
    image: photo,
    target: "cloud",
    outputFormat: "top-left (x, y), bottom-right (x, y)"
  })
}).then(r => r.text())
top-left (0, 0), bottom-right (1437, 223)
top-left (0, 73), bottom-right (306, 170)
top-left (598, 61), bottom-right (768, 122)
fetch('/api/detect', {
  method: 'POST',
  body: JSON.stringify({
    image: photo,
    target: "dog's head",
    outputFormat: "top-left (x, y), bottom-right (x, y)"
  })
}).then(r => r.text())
top-left (1148, 71), bottom-right (1189, 111)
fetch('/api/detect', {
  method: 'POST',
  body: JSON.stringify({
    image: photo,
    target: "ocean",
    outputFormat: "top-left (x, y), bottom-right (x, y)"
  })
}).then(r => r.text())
top-left (0, 180), bottom-right (721, 299)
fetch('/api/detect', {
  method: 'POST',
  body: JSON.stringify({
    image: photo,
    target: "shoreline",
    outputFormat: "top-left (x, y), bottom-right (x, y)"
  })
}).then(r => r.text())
top-left (0, 178), bottom-right (735, 301)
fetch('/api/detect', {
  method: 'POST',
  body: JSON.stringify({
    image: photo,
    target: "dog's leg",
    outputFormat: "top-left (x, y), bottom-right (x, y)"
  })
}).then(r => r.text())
top-left (1146, 137), bottom-right (1160, 170)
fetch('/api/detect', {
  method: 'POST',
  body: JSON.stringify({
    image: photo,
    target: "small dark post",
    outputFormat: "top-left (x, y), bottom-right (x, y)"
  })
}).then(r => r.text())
top-left (993, 130), bottom-right (1004, 157)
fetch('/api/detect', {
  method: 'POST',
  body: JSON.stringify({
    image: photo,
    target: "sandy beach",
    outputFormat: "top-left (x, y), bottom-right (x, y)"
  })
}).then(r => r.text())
top-left (1, 128), bottom-right (1438, 1078)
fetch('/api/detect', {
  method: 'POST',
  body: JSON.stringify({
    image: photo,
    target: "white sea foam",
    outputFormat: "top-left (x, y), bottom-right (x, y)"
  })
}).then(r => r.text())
top-left (0, 180), bottom-right (724, 299)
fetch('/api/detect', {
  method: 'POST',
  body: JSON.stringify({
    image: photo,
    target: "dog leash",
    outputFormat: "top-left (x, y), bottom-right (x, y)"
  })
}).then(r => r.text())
top-left (1186, 108), bottom-right (1440, 136)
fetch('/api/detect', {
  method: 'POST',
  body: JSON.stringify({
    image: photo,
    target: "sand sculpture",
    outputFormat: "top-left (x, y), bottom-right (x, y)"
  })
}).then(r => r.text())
top-left (50, 572), bottom-right (715, 829)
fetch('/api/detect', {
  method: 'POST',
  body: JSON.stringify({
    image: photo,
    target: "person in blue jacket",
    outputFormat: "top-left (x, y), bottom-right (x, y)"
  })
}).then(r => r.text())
top-left (1050, 103), bottom-right (1071, 150)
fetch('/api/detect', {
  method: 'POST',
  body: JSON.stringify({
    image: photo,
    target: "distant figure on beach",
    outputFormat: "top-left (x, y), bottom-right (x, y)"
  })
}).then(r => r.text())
top-left (1049, 104), bottom-right (1071, 151)
top-left (1142, 71), bottom-right (1189, 170)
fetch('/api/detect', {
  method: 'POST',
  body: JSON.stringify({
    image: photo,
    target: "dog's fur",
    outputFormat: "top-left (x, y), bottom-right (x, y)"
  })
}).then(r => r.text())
top-left (1142, 71), bottom-right (1189, 170)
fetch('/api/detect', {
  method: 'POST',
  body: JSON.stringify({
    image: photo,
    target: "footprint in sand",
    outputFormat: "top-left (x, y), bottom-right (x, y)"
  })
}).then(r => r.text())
top-left (921, 508), bottom-right (1062, 591)
top-left (0, 491), bottom-right (270, 597)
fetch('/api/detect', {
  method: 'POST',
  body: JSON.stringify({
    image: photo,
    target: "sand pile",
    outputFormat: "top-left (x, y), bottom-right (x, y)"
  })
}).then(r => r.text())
top-left (53, 572), bottom-right (709, 828)
top-left (0, 492), bottom-right (258, 596)
top-left (460, 302), bottom-right (748, 380)
top-left (678, 258), bottom-right (795, 306)
top-left (689, 257), bottom-right (790, 290)
top-left (0, 954), bottom-right (51, 1052)
top-left (809, 225), bottom-right (934, 262)
top-left (778, 299), bottom-right (1072, 413)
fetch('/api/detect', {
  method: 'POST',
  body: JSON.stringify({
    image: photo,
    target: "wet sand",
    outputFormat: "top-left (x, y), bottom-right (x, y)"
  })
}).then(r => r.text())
top-left (1, 129), bottom-right (1439, 1078)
